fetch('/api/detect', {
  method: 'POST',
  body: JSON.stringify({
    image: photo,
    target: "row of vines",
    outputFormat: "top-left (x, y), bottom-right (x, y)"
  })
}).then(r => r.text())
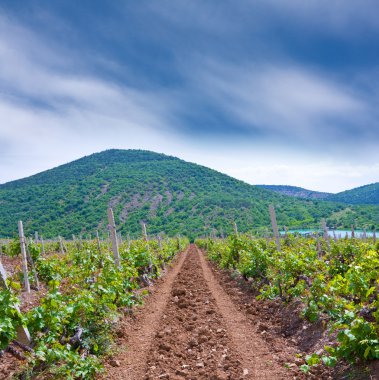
top-left (196, 234), bottom-right (379, 373)
top-left (1, 236), bottom-right (188, 379)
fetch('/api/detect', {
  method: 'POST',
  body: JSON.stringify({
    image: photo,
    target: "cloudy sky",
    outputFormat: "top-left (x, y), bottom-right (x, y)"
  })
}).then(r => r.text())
top-left (0, 1), bottom-right (378, 192)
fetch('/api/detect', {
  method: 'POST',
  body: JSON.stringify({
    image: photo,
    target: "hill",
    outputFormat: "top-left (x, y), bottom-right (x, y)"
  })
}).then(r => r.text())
top-left (256, 185), bottom-right (331, 200)
top-left (258, 183), bottom-right (379, 205)
top-left (327, 183), bottom-right (379, 205)
top-left (0, 150), bottom-right (378, 239)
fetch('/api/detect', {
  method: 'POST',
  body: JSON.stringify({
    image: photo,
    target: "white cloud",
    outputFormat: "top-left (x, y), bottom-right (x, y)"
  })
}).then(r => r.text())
top-left (232, 162), bottom-right (379, 193)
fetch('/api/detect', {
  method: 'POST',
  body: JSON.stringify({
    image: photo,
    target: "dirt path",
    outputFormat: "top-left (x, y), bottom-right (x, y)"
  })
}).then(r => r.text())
top-left (104, 246), bottom-right (190, 380)
top-left (196, 246), bottom-right (288, 379)
top-left (105, 245), bottom-right (291, 379)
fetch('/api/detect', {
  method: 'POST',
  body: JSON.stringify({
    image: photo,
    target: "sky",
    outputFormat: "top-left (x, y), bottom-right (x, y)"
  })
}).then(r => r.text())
top-left (0, 0), bottom-right (378, 192)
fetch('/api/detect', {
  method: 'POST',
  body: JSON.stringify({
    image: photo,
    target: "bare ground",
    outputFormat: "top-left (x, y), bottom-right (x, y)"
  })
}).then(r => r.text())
top-left (104, 245), bottom-right (294, 379)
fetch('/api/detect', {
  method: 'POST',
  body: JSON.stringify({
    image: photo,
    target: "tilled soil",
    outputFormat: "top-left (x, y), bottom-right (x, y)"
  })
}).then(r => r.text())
top-left (106, 245), bottom-right (290, 379)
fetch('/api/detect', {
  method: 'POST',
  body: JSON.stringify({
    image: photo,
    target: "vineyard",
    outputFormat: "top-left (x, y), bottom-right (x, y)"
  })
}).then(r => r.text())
top-left (0, 227), bottom-right (188, 379)
top-left (197, 233), bottom-right (379, 376)
top-left (1, 212), bottom-right (379, 379)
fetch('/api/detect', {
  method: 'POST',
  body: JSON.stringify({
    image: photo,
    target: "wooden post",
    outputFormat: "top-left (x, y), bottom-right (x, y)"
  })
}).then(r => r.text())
top-left (316, 237), bottom-right (322, 258)
top-left (321, 219), bottom-right (329, 240)
top-left (321, 219), bottom-right (330, 251)
top-left (18, 221), bottom-right (30, 293)
top-left (34, 231), bottom-right (39, 245)
top-left (41, 236), bottom-right (45, 255)
top-left (107, 208), bottom-right (121, 268)
top-left (269, 205), bottom-right (281, 251)
top-left (373, 229), bottom-right (377, 243)
top-left (142, 222), bottom-right (148, 241)
top-left (58, 236), bottom-right (65, 255)
top-left (363, 229), bottom-right (367, 241)
top-left (157, 235), bottom-right (162, 250)
top-left (0, 260), bottom-right (32, 346)
top-left (233, 221), bottom-right (238, 236)
top-left (351, 225), bottom-right (355, 238)
top-left (107, 230), bottom-right (111, 253)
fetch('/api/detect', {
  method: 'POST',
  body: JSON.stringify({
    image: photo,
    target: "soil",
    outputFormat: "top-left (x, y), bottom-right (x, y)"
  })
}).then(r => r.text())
top-left (105, 245), bottom-right (294, 379)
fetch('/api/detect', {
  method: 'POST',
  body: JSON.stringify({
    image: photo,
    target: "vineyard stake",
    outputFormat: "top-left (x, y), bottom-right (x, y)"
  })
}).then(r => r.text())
top-left (157, 235), bottom-right (162, 250)
top-left (107, 208), bottom-right (121, 268)
top-left (233, 221), bottom-right (238, 236)
top-left (321, 218), bottom-right (330, 251)
top-left (142, 222), bottom-right (148, 241)
top-left (351, 225), bottom-right (355, 238)
top-left (58, 236), bottom-right (65, 255)
top-left (269, 205), bottom-right (281, 251)
top-left (18, 221), bottom-right (30, 293)
top-left (41, 236), bottom-right (45, 255)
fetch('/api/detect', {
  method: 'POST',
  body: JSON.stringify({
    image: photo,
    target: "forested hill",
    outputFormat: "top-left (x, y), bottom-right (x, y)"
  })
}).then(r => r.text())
top-left (327, 183), bottom-right (379, 205)
top-left (256, 185), bottom-right (331, 200)
top-left (257, 183), bottom-right (379, 205)
top-left (0, 150), bottom-right (378, 239)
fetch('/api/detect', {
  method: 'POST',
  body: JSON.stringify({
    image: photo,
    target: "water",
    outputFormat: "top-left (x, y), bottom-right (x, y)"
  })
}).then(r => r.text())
top-left (280, 229), bottom-right (376, 238)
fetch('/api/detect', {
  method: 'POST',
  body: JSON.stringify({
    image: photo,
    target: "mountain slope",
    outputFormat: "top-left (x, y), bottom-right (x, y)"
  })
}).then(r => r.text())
top-left (327, 183), bottom-right (379, 205)
top-left (0, 150), bottom-right (378, 239)
top-left (256, 185), bottom-right (331, 200)
top-left (257, 183), bottom-right (379, 205)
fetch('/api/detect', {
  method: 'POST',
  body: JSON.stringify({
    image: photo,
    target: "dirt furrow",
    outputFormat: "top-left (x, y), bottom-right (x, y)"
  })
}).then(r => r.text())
top-left (196, 246), bottom-right (290, 379)
top-left (105, 244), bottom-right (292, 379)
top-left (104, 246), bottom-right (189, 380)
top-left (145, 245), bottom-right (246, 379)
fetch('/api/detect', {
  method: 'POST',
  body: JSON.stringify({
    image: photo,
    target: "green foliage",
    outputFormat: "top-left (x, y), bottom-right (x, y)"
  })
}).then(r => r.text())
top-left (328, 183), bottom-right (379, 205)
top-left (2, 237), bottom-right (188, 379)
top-left (0, 289), bottom-right (25, 350)
top-left (199, 234), bottom-right (379, 367)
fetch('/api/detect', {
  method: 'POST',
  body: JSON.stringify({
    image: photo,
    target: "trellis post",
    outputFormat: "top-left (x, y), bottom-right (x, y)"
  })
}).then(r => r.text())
top-left (18, 221), bottom-right (30, 293)
top-left (269, 205), bottom-right (281, 251)
top-left (41, 236), bottom-right (45, 255)
top-left (142, 222), bottom-right (148, 241)
top-left (233, 221), bottom-right (238, 236)
top-left (107, 208), bottom-right (120, 268)
top-left (58, 236), bottom-right (65, 255)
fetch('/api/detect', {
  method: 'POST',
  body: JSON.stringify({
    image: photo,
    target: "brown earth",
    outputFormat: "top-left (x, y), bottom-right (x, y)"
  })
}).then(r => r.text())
top-left (104, 245), bottom-right (295, 379)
